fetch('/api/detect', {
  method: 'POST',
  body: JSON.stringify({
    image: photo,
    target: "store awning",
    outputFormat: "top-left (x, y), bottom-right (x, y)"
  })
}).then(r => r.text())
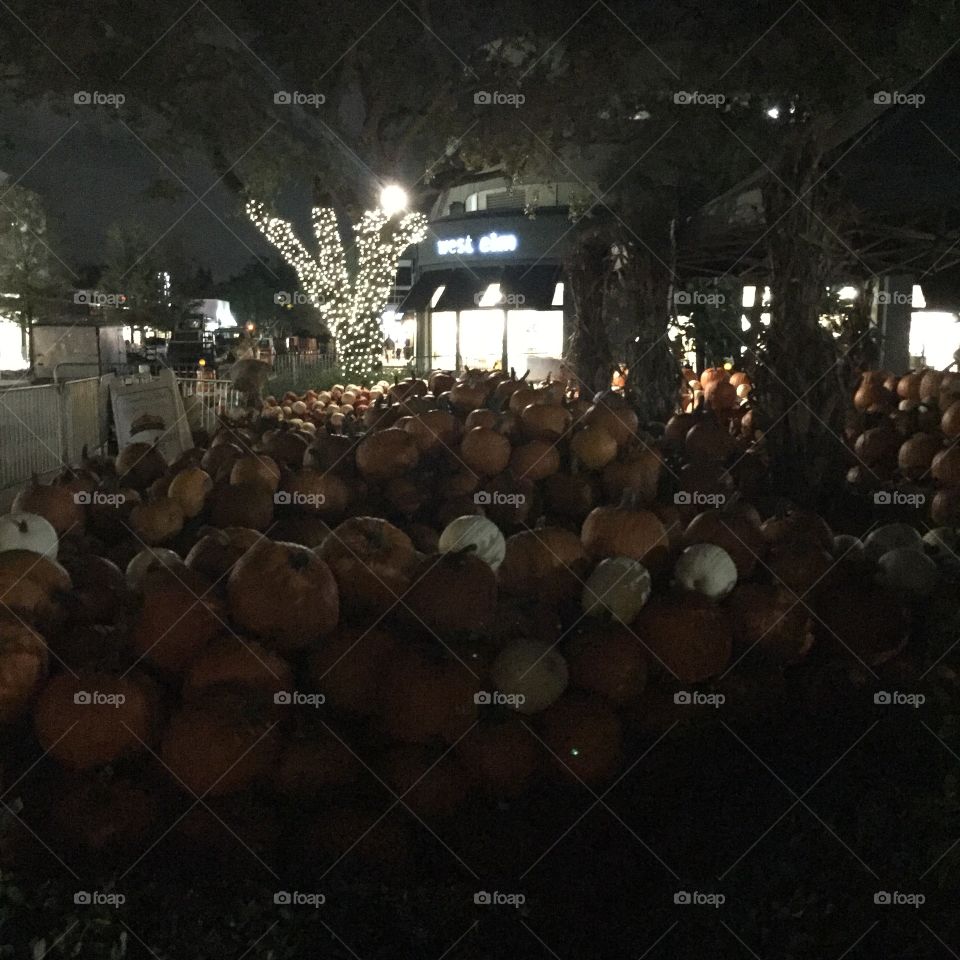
top-left (398, 265), bottom-right (563, 314)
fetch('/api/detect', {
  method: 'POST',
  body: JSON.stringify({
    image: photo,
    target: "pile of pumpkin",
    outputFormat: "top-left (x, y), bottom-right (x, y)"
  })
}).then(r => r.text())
top-left (0, 364), bottom-right (950, 868)
top-left (847, 366), bottom-right (960, 529)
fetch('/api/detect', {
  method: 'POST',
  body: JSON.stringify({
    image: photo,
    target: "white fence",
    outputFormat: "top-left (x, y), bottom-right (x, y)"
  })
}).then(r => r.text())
top-left (269, 351), bottom-right (337, 386)
top-left (177, 377), bottom-right (244, 434)
top-left (0, 377), bottom-right (108, 490)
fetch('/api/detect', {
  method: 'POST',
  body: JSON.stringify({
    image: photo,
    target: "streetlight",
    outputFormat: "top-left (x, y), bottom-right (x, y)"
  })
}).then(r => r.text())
top-left (379, 184), bottom-right (408, 217)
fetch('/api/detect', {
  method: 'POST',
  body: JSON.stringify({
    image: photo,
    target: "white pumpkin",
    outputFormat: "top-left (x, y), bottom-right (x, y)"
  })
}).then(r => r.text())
top-left (674, 543), bottom-right (737, 600)
top-left (490, 639), bottom-right (569, 715)
top-left (581, 556), bottom-right (651, 623)
top-left (863, 523), bottom-right (922, 559)
top-left (923, 527), bottom-right (958, 557)
top-left (877, 547), bottom-right (938, 596)
top-left (0, 512), bottom-right (59, 559)
top-left (832, 534), bottom-right (864, 559)
top-left (438, 515), bottom-right (506, 570)
top-left (125, 547), bottom-right (185, 588)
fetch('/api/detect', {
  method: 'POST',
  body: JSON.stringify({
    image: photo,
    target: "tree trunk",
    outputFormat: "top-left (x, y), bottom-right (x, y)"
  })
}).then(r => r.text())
top-left (565, 232), bottom-right (615, 398)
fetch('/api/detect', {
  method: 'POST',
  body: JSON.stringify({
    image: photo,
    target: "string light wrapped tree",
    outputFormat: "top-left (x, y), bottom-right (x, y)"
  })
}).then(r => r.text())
top-left (246, 190), bottom-right (427, 384)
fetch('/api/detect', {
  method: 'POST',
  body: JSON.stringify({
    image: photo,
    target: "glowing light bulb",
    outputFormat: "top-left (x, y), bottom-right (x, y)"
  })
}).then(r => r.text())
top-left (379, 184), bottom-right (408, 216)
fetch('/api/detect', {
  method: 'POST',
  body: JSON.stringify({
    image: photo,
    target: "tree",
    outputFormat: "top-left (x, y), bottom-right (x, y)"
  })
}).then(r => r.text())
top-left (246, 200), bottom-right (426, 382)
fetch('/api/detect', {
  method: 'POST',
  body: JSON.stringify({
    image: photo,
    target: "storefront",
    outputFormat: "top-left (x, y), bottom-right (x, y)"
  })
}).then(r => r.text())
top-left (399, 209), bottom-right (572, 375)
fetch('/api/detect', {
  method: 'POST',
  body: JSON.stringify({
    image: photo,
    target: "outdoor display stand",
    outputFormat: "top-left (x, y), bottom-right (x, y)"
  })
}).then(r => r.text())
top-left (107, 368), bottom-right (192, 462)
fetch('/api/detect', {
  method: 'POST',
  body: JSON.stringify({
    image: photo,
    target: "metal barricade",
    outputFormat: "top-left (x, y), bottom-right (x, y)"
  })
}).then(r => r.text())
top-left (0, 383), bottom-right (63, 488)
top-left (177, 377), bottom-right (244, 434)
top-left (61, 377), bottom-right (109, 464)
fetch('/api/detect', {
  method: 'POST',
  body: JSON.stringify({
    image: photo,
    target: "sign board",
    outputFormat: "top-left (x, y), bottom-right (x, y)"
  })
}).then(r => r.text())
top-left (436, 232), bottom-right (518, 257)
top-left (109, 369), bottom-right (192, 463)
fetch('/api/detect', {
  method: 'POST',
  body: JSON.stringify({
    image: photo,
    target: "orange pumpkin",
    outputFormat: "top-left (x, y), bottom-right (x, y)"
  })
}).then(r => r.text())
top-left (0, 616), bottom-right (48, 723)
top-left (565, 623), bottom-right (648, 704)
top-left (539, 694), bottom-right (622, 783)
top-left (460, 426), bottom-right (511, 476)
top-left (897, 432), bottom-right (943, 480)
top-left (306, 625), bottom-right (397, 716)
top-left (581, 504), bottom-right (669, 567)
top-left (570, 426), bottom-right (618, 470)
top-left (510, 439), bottom-right (561, 482)
top-left (356, 428), bottom-right (420, 480)
top-left (499, 527), bottom-right (587, 599)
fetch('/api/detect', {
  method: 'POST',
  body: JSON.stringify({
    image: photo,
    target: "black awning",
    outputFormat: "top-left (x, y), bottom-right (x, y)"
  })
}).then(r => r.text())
top-left (434, 267), bottom-right (503, 311)
top-left (502, 265), bottom-right (563, 310)
top-left (397, 269), bottom-right (455, 313)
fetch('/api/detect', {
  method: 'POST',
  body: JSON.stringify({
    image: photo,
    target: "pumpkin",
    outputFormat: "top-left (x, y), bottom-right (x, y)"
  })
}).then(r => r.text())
top-left (543, 472), bottom-right (597, 520)
top-left (920, 368), bottom-right (945, 403)
top-left (209, 482), bottom-right (275, 531)
top-left (674, 543), bottom-right (738, 600)
top-left (570, 426), bottom-right (618, 470)
top-left (876, 547), bottom-right (938, 597)
top-left (685, 418), bottom-right (735, 461)
top-left (201, 443), bottom-right (244, 481)
top-left (581, 504), bottom-right (669, 568)
top-left (480, 474), bottom-right (537, 528)
top-left (161, 705), bottom-right (280, 796)
top-left (582, 401), bottom-right (639, 447)
top-left (229, 454), bottom-right (281, 492)
top-left (663, 413), bottom-right (695, 451)
top-left (853, 371), bottom-right (891, 412)
top-left (703, 378), bottom-right (738, 411)
top-left (759, 509), bottom-right (833, 552)
top-left (0, 550), bottom-right (71, 627)
top-left (356, 428), bottom-right (420, 480)
top-left (379, 647), bottom-right (477, 743)
top-left (931, 445), bottom-right (960, 485)
top-left (766, 541), bottom-right (833, 595)
top-left (932, 488), bottom-right (960, 525)
top-left (438, 515), bottom-right (506, 570)
top-left (460, 427), bottom-right (511, 476)
top-left (457, 720), bottom-right (540, 797)
top-left (185, 526), bottom-right (262, 584)
top-left (33, 671), bottom-right (156, 770)
top-left (0, 512), bottom-right (58, 559)
top-left (317, 517), bottom-right (416, 615)
top-left (402, 551), bottom-right (498, 635)
top-left (0, 615), bottom-right (48, 722)
top-left (499, 527), bottom-right (586, 599)
top-left (727, 583), bottom-right (814, 667)
top-left (52, 776), bottom-right (157, 855)
top-left (130, 565), bottom-right (223, 674)
top-left (129, 497), bottom-right (184, 545)
top-left (182, 636), bottom-right (293, 707)
top-left (897, 372), bottom-right (923, 401)
top-left (632, 595), bottom-right (732, 683)
top-left (923, 527), bottom-right (958, 556)
top-left (898, 433), bottom-right (943, 480)
top-left (403, 410), bottom-right (459, 454)
top-left (601, 446), bottom-right (662, 503)
top-left (62, 554), bottom-right (129, 626)
top-left (167, 467), bottom-right (213, 518)
top-left (306, 625), bottom-right (397, 716)
top-left (683, 510), bottom-right (767, 580)
top-left (115, 443), bottom-right (167, 490)
top-left (854, 426), bottom-right (900, 466)
top-left (465, 408), bottom-right (498, 431)
top-left (125, 546), bottom-right (185, 588)
top-left (278, 468), bottom-right (351, 518)
top-left (521, 403), bottom-right (571, 440)
top-left (228, 539), bottom-right (339, 653)
top-left (581, 556), bottom-right (651, 622)
top-left (12, 477), bottom-right (85, 537)
top-left (490, 639), bottom-right (569, 714)
top-left (274, 732), bottom-right (361, 794)
top-left (260, 426), bottom-right (309, 467)
top-left (942, 400), bottom-right (960, 439)
top-left (539, 694), bottom-right (622, 783)
top-left (863, 523), bottom-right (922, 559)
top-left (565, 623), bottom-right (647, 705)
top-left (510, 439), bottom-right (561, 482)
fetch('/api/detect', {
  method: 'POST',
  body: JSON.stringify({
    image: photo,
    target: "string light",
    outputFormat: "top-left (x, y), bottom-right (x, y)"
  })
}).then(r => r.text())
top-left (246, 198), bottom-right (426, 384)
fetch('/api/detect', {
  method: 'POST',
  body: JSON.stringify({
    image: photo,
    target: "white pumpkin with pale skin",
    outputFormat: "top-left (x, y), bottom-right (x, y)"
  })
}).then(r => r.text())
top-left (490, 639), bottom-right (569, 715)
top-left (438, 515), bottom-right (506, 570)
top-left (674, 543), bottom-right (738, 600)
top-left (0, 512), bottom-right (58, 560)
top-left (581, 556), bottom-right (651, 623)
top-left (877, 547), bottom-right (938, 596)
top-left (863, 523), bottom-right (922, 559)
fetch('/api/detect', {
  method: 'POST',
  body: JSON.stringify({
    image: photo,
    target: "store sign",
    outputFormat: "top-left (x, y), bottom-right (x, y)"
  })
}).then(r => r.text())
top-left (436, 232), bottom-right (518, 256)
